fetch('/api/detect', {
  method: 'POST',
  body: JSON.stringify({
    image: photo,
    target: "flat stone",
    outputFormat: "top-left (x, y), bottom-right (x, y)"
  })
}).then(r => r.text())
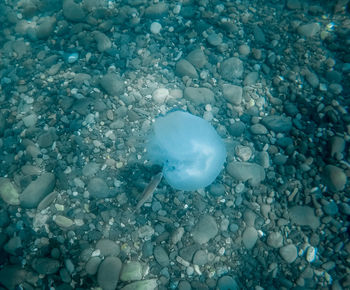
top-left (0, 178), bottom-right (20, 205)
top-left (279, 244), bottom-right (297, 263)
top-left (144, 3), bottom-right (168, 18)
top-left (184, 87), bottom-right (214, 105)
top-left (323, 165), bottom-right (347, 192)
top-left (20, 173), bottom-right (56, 209)
top-left (193, 250), bottom-right (208, 265)
top-left (54, 215), bottom-right (74, 228)
top-left (289, 206), bottom-right (320, 230)
top-left (92, 31), bottom-right (111, 53)
top-left (192, 215), bottom-right (218, 244)
top-left (261, 115), bottom-right (292, 132)
top-left (97, 257), bottom-right (122, 290)
top-left (175, 59), bottom-right (198, 78)
top-left (227, 162), bottom-right (265, 186)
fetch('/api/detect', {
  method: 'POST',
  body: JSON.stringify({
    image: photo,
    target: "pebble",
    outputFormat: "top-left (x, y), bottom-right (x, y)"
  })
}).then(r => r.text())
top-left (323, 201), bottom-right (339, 216)
top-left (154, 245), bottom-right (169, 267)
top-left (306, 71), bottom-right (319, 88)
top-left (152, 88), bottom-right (169, 103)
top-left (23, 114), bottom-right (37, 127)
top-left (92, 31), bottom-right (112, 53)
top-left (186, 49), bottom-right (207, 69)
top-left (330, 136), bottom-right (345, 159)
top-left (235, 145), bottom-right (252, 161)
top-left (54, 215), bottom-right (74, 228)
top-left (289, 206), bottom-right (320, 230)
top-left (32, 258), bottom-right (60, 275)
top-left (297, 23), bottom-right (320, 38)
top-left (255, 151), bottom-right (270, 168)
top-left (97, 257), bottom-right (122, 290)
top-left (144, 3), bottom-right (168, 18)
top-left (217, 276), bottom-right (239, 290)
top-left (250, 123), bottom-right (268, 135)
top-left (0, 178), bottom-right (20, 205)
top-left (267, 232), bottom-right (283, 248)
top-left (100, 73), bottom-right (125, 97)
top-left (222, 84), bottom-right (242, 105)
top-left (85, 257), bottom-right (101, 275)
top-left (175, 59), bottom-right (198, 78)
top-left (62, 0), bottom-right (86, 22)
top-left (150, 22), bottom-right (162, 34)
top-left (244, 72), bottom-right (259, 86)
top-left (120, 261), bottom-right (143, 281)
top-left (20, 173), bottom-right (56, 209)
top-left (220, 57), bottom-right (244, 81)
top-left (227, 162), bottom-right (265, 186)
top-left (262, 115), bottom-right (292, 133)
top-left (228, 121), bottom-right (246, 137)
top-left (96, 239), bottom-right (120, 257)
top-left (192, 215), bottom-right (218, 244)
top-left (239, 44), bottom-right (251, 56)
top-left (120, 279), bottom-right (157, 290)
top-left (323, 165), bottom-right (347, 192)
top-left (184, 87), bottom-right (214, 105)
top-left (207, 32), bottom-right (222, 46)
top-left (87, 177), bottom-right (113, 199)
top-left (242, 226), bottom-right (258, 249)
top-left (193, 250), bottom-right (208, 265)
top-left (279, 244), bottom-right (298, 263)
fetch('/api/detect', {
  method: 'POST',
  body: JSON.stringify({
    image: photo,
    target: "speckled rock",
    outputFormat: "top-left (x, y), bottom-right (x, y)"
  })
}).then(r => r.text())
top-left (289, 206), bottom-right (320, 230)
top-left (0, 178), bottom-right (20, 205)
top-left (262, 115), bottom-right (292, 132)
top-left (120, 261), bottom-right (143, 281)
top-left (100, 73), bottom-right (125, 96)
top-left (186, 48), bottom-right (207, 69)
top-left (222, 84), bottom-right (242, 105)
top-left (219, 57), bottom-right (244, 81)
top-left (184, 87), bottom-right (214, 105)
top-left (227, 162), bottom-right (265, 186)
top-left (176, 59), bottom-right (198, 78)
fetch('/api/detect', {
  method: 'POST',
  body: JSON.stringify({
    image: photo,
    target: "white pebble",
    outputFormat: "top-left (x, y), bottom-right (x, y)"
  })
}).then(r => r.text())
top-left (150, 22), bottom-right (162, 34)
top-left (152, 88), bottom-right (169, 103)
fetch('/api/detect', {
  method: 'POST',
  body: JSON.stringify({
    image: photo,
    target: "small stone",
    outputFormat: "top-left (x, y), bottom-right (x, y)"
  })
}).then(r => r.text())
top-left (85, 257), bottom-right (101, 275)
top-left (63, 0), bottom-right (86, 22)
top-left (87, 178), bottom-right (113, 199)
top-left (152, 88), bottom-right (169, 103)
top-left (92, 31), bottom-right (111, 53)
top-left (262, 115), bottom-right (292, 132)
top-left (186, 49), bottom-right (207, 69)
top-left (242, 226), bottom-right (258, 249)
top-left (323, 201), bottom-right (339, 216)
top-left (298, 23), bottom-right (320, 38)
top-left (145, 3), bottom-right (168, 18)
top-left (323, 165), bottom-right (347, 192)
top-left (235, 145), bottom-right (252, 161)
top-left (192, 215), bottom-right (218, 244)
top-left (100, 73), bottom-right (125, 96)
top-left (23, 114), bottom-right (37, 128)
top-left (20, 173), bottom-right (56, 209)
top-left (175, 59), bottom-right (198, 78)
top-left (150, 22), bottom-right (162, 34)
top-left (222, 84), bottom-right (242, 105)
top-left (154, 245), bottom-right (169, 267)
top-left (330, 136), bottom-right (345, 159)
top-left (306, 71), bottom-right (319, 88)
top-left (267, 232), bottom-right (283, 248)
top-left (220, 57), bottom-right (244, 81)
top-left (97, 257), bottom-right (122, 290)
top-left (120, 279), bottom-right (157, 290)
top-left (244, 71), bottom-right (259, 86)
top-left (227, 162), bottom-right (265, 186)
top-left (193, 250), bottom-right (208, 265)
top-left (239, 44), bottom-right (250, 56)
top-left (184, 87), bottom-right (214, 105)
top-left (0, 178), bottom-right (20, 205)
top-left (279, 244), bottom-right (297, 263)
top-left (250, 124), bottom-right (268, 135)
top-left (289, 206), bottom-right (320, 230)
top-left (120, 261), bottom-right (143, 281)
top-left (54, 215), bottom-right (74, 228)
top-left (96, 239), bottom-right (120, 257)
top-left (32, 258), bottom-right (60, 275)
top-left (217, 276), bottom-right (239, 290)
top-left (207, 32), bottom-right (222, 46)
